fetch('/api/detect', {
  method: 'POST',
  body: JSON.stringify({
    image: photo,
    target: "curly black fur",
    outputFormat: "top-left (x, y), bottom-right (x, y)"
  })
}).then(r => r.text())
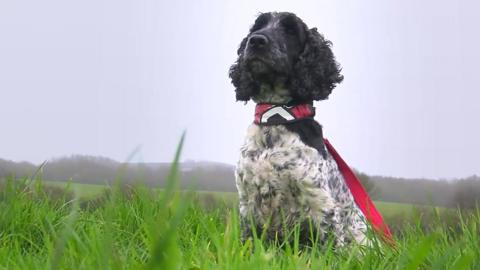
top-left (289, 28), bottom-right (344, 101)
top-left (229, 36), bottom-right (259, 101)
top-left (229, 12), bottom-right (344, 102)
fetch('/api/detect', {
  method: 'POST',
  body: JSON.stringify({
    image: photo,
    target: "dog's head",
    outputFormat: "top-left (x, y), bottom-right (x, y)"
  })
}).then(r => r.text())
top-left (229, 12), bottom-right (344, 103)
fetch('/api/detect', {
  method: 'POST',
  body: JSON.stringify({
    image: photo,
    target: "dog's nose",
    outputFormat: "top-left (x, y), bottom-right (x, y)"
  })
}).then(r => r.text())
top-left (248, 34), bottom-right (268, 49)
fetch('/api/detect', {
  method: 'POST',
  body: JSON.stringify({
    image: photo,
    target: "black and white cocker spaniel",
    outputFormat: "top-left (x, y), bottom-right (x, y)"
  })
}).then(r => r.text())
top-left (229, 12), bottom-right (372, 247)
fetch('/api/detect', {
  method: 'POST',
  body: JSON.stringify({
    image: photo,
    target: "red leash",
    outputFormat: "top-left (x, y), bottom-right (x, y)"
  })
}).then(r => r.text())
top-left (324, 139), bottom-right (395, 245)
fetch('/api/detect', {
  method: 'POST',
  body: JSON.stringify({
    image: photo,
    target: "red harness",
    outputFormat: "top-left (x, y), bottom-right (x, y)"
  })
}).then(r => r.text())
top-left (254, 103), bottom-right (394, 244)
top-left (254, 103), bottom-right (315, 125)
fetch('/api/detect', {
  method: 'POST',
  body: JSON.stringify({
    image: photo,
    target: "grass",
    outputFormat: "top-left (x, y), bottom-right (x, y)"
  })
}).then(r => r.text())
top-left (45, 181), bottom-right (106, 198)
top-left (2, 179), bottom-right (479, 269)
top-left (42, 181), bottom-right (424, 216)
top-left (1, 137), bottom-right (479, 269)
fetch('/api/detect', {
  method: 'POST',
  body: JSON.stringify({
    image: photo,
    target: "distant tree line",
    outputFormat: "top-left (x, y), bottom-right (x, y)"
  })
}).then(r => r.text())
top-left (0, 156), bottom-right (235, 192)
top-left (1, 156), bottom-right (479, 209)
top-left (363, 173), bottom-right (480, 209)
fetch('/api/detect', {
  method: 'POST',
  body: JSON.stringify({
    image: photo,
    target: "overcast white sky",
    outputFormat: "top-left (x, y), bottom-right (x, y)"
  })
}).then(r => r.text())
top-left (1, 0), bottom-right (479, 179)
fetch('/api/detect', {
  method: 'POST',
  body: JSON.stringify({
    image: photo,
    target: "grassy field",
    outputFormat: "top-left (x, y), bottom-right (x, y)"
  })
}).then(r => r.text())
top-left (2, 178), bottom-right (480, 269)
top-left (1, 140), bottom-right (479, 269)
top-left (45, 181), bottom-right (107, 198)
top-left (44, 180), bottom-right (421, 217)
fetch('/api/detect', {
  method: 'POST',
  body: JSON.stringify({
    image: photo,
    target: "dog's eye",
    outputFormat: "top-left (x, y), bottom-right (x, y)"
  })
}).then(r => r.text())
top-left (281, 17), bottom-right (298, 35)
top-left (251, 13), bottom-right (271, 32)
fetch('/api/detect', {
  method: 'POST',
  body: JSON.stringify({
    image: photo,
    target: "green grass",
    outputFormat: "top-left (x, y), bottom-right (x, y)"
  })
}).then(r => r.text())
top-left (45, 181), bottom-right (107, 198)
top-left (41, 181), bottom-right (438, 218)
top-left (376, 201), bottom-right (425, 216)
top-left (44, 180), bottom-right (239, 203)
top-left (1, 137), bottom-right (479, 269)
top-left (2, 179), bottom-right (480, 269)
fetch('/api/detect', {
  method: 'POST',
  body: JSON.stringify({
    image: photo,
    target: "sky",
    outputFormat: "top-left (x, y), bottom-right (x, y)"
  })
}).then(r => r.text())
top-left (0, 0), bottom-right (479, 179)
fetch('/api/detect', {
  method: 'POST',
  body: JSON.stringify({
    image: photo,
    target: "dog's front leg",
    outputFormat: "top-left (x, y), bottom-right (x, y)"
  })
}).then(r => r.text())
top-left (330, 206), bottom-right (346, 247)
top-left (236, 170), bottom-right (254, 243)
top-left (317, 205), bottom-right (345, 248)
top-left (308, 190), bottom-right (346, 248)
top-left (239, 212), bottom-right (254, 243)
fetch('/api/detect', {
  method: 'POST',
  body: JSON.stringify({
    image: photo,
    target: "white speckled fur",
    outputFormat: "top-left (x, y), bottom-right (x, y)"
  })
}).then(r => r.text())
top-left (236, 124), bottom-right (368, 246)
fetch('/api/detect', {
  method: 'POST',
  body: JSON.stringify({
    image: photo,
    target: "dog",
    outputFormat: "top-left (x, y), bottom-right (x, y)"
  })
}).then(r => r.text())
top-left (229, 12), bottom-right (369, 247)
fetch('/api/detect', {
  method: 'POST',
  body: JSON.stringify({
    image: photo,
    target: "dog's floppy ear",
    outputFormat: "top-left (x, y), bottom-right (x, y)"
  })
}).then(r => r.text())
top-left (229, 37), bottom-right (259, 102)
top-left (290, 28), bottom-right (344, 101)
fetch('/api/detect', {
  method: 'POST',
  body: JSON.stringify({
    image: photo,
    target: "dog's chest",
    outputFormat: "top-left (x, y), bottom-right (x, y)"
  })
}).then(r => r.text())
top-left (235, 124), bottom-right (344, 225)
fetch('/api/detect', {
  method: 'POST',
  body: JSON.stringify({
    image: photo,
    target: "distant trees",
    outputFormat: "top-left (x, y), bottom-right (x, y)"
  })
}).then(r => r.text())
top-left (43, 155), bottom-right (120, 183)
top-left (452, 176), bottom-right (480, 209)
top-left (353, 169), bottom-right (377, 197)
top-left (370, 175), bottom-right (480, 209)
top-left (370, 177), bottom-right (454, 207)
top-left (0, 159), bottom-right (36, 178)
top-left (1, 156), bottom-right (236, 192)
